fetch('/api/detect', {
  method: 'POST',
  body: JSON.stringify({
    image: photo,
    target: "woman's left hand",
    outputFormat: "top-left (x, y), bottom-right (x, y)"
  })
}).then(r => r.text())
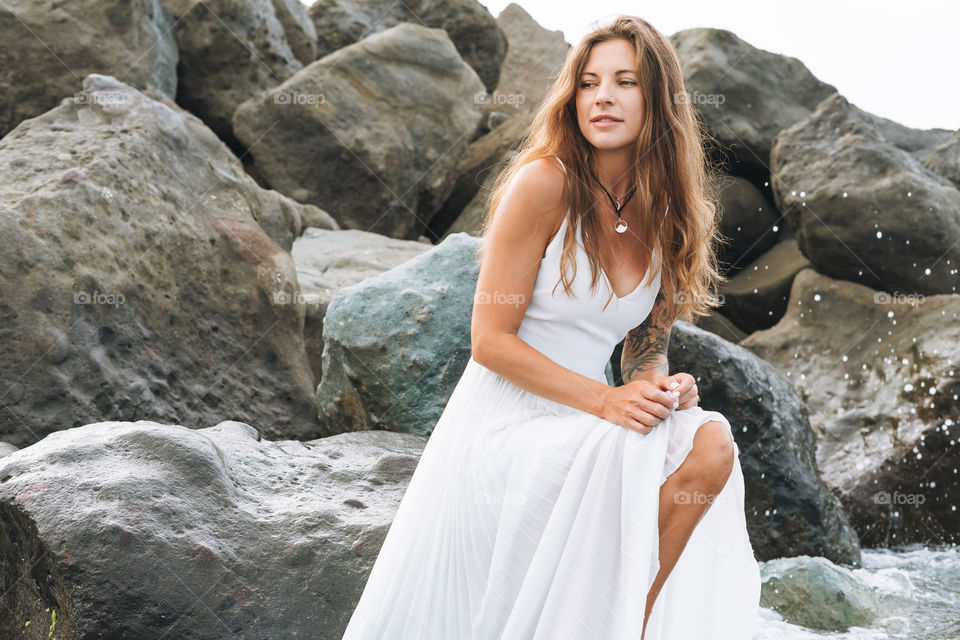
top-left (652, 373), bottom-right (699, 410)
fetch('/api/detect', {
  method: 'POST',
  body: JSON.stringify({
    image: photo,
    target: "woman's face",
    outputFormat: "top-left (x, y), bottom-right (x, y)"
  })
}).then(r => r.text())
top-left (575, 38), bottom-right (644, 152)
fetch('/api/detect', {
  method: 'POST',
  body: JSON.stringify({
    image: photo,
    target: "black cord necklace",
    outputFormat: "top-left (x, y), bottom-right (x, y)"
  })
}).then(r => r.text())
top-left (590, 170), bottom-right (636, 233)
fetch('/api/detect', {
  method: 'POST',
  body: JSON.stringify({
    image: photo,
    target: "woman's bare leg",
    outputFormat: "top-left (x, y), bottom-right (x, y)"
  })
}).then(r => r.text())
top-left (640, 420), bottom-right (736, 639)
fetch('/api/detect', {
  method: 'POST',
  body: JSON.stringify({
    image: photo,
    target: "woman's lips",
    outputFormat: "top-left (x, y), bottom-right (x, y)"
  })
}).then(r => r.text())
top-left (592, 119), bottom-right (622, 127)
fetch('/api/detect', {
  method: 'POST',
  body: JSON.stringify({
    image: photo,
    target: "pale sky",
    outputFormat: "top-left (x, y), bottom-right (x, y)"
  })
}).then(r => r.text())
top-left (477, 0), bottom-right (958, 131)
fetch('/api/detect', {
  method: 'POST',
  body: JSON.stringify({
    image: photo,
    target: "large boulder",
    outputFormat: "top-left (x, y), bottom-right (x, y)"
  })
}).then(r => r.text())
top-left (431, 110), bottom-right (534, 237)
top-left (923, 129), bottom-right (960, 190)
top-left (316, 232), bottom-right (481, 436)
top-left (486, 3), bottom-right (569, 119)
top-left (716, 175), bottom-right (783, 272)
top-left (0, 74), bottom-right (319, 446)
top-left (306, 0), bottom-right (506, 92)
top-left (233, 23), bottom-right (487, 240)
top-left (0, 419), bottom-right (426, 639)
top-left (770, 94), bottom-right (960, 296)
top-left (292, 228), bottom-right (432, 384)
top-left (669, 321), bottom-right (861, 565)
top-left (0, 0), bottom-right (178, 138)
top-left (741, 268), bottom-right (960, 546)
top-left (160, 0), bottom-right (304, 144)
top-left (668, 28), bottom-right (837, 180)
top-left (719, 239), bottom-right (812, 333)
top-left (270, 0), bottom-right (319, 65)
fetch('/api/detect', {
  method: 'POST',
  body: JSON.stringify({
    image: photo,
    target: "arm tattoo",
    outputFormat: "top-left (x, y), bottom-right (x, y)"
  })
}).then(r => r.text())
top-left (621, 290), bottom-right (671, 383)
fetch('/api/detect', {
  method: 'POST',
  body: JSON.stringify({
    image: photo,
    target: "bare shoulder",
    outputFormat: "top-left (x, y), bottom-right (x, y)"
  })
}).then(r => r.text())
top-left (496, 157), bottom-right (567, 241)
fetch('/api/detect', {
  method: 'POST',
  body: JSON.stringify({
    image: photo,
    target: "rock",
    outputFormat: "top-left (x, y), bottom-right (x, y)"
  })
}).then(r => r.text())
top-left (923, 129), bottom-right (960, 190)
top-left (668, 28), bottom-right (837, 180)
top-left (161, 0), bottom-right (303, 144)
top-left (486, 3), bottom-right (569, 119)
top-left (0, 443), bottom-right (18, 459)
top-left (431, 110), bottom-right (534, 238)
top-left (0, 74), bottom-right (318, 446)
top-left (0, 419), bottom-right (427, 638)
top-left (0, 499), bottom-right (76, 639)
top-left (292, 228), bottom-right (432, 384)
top-left (690, 311), bottom-right (748, 344)
top-left (270, 0), bottom-right (318, 65)
top-left (233, 23), bottom-right (486, 240)
top-left (443, 165), bottom-right (502, 238)
top-left (770, 93), bottom-right (960, 296)
top-left (720, 239), bottom-right (812, 333)
top-left (316, 233), bottom-right (481, 436)
top-left (760, 555), bottom-right (877, 631)
top-left (306, 0), bottom-right (506, 92)
top-left (668, 321), bottom-right (861, 565)
top-left (741, 268), bottom-right (960, 546)
top-left (0, 0), bottom-right (178, 138)
top-left (717, 175), bottom-right (783, 272)
top-left (298, 206), bottom-right (340, 233)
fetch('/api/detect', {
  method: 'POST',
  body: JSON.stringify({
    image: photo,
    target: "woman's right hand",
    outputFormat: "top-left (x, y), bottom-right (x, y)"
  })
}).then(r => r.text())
top-left (599, 380), bottom-right (677, 434)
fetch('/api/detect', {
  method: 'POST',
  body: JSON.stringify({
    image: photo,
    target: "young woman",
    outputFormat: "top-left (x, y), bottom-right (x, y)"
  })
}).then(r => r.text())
top-left (342, 15), bottom-right (761, 640)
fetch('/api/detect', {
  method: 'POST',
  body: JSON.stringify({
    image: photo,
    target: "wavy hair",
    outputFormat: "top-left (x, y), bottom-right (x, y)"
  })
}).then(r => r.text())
top-left (477, 15), bottom-right (728, 321)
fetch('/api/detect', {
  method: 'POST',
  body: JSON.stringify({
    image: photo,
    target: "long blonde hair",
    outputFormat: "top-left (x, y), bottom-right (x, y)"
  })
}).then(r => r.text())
top-left (478, 15), bottom-right (727, 321)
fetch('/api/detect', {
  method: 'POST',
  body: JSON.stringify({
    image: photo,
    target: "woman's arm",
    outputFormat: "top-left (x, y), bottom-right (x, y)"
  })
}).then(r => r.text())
top-left (621, 293), bottom-right (700, 410)
top-left (621, 290), bottom-right (671, 384)
top-left (470, 158), bottom-right (613, 419)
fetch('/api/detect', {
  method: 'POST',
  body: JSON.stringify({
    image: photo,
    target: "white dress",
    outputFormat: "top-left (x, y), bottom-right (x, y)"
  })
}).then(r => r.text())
top-left (341, 178), bottom-right (762, 639)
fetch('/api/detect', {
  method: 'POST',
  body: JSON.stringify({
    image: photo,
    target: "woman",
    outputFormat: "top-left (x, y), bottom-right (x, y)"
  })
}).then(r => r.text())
top-left (341, 15), bottom-right (761, 640)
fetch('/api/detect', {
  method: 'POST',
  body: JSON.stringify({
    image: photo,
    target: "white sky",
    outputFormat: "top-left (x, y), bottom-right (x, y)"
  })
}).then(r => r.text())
top-left (476, 0), bottom-right (958, 131)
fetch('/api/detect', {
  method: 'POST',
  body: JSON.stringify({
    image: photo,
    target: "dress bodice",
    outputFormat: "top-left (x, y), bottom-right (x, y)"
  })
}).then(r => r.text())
top-left (515, 211), bottom-right (662, 383)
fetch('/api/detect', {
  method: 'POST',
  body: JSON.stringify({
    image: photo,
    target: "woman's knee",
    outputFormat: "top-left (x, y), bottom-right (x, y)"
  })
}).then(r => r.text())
top-left (692, 420), bottom-right (735, 485)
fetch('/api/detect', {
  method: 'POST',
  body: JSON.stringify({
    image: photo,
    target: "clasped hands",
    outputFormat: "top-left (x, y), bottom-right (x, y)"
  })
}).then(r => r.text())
top-left (599, 373), bottom-right (699, 435)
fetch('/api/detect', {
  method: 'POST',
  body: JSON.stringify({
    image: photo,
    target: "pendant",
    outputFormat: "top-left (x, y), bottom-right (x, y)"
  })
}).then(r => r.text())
top-left (615, 218), bottom-right (628, 233)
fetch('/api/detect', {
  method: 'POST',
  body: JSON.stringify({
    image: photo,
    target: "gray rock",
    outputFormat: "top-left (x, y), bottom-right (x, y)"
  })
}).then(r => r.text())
top-left (669, 321), bottom-right (861, 565)
top-left (770, 93), bottom-right (960, 296)
top-left (487, 3), bottom-right (569, 119)
top-left (717, 175), bottom-right (783, 271)
top-left (0, 499), bottom-right (76, 638)
top-left (292, 228), bottom-right (432, 384)
top-left (741, 268), bottom-right (960, 546)
top-left (0, 74), bottom-right (317, 446)
top-left (720, 239), bottom-right (812, 333)
top-left (161, 0), bottom-right (303, 144)
top-left (232, 22), bottom-right (487, 240)
top-left (306, 0), bottom-right (506, 92)
top-left (923, 129), bottom-right (960, 190)
top-left (432, 110), bottom-right (534, 238)
top-left (0, 419), bottom-right (427, 639)
top-left (690, 311), bottom-right (748, 344)
top-left (443, 165), bottom-right (502, 238)
top-left (668, 28), bottom-right (837, 179)
top-left (316, 233), bottom-right (481, 436)
top-left (0, 0), bottom-right (178, 138)
top-left (270, 0), bottom-right (319, 64)
top-left (760, 555), bottom-right (877, 631)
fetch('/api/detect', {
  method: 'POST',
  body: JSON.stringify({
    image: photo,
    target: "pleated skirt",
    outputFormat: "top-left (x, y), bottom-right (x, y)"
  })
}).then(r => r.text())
top-left (341, 357), bottom-right (761, 639)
